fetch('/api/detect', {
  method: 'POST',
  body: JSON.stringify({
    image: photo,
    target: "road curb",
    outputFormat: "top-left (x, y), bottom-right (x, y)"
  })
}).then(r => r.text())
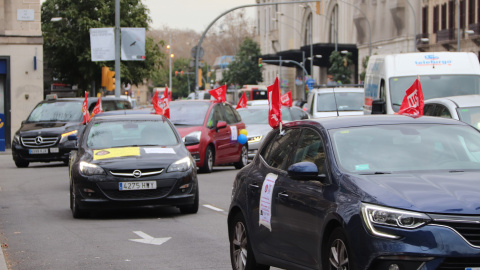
top-left (0, 246), bottom-right (7, 270)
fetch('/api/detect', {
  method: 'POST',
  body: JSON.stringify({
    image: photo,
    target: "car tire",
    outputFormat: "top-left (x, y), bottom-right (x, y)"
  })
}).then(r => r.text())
top-left (14, 158), bottom-right (29, 168)
top-left (230, 213), bottom-right (269, 270)
top-left (323, 227), bottom-right (353, 270)
top-left (234, 145), bottom-right (248, 169)
top-left (199, 146), bottom-right (214, 173)
top-left (70, 185), bottom-right (88, 219)
top-left (179, 187), bottom-right (199, 214)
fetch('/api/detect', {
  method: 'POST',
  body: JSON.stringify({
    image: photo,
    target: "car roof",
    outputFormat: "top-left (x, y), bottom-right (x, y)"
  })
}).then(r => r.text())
top-left (310, 87), bottom-right (364, 93)
top-left (425, 95), bottom-right (480, 108)
top-left (93, 108), bottom-right (153, 116)
top-left (285, 115), bottom-right (469, 130)
top-left (91, 113), bottom-right (167, 122)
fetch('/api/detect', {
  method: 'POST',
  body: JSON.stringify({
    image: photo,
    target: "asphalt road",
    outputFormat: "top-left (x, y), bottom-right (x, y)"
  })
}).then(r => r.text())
top-left (0, 153), bottom-right (240, 270)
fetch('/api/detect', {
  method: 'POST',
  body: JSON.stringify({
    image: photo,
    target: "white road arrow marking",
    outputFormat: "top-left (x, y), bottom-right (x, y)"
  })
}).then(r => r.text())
top-left (129, 231), bottom-right (171, 246)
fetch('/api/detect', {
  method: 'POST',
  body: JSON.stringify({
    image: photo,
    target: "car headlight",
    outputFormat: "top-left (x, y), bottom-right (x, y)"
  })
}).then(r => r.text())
top-left (79, 161), bottom-right (105, 175)
top-left (167, 157), bottom-right (192, 172)
top-left (182, 131), bottom-right (201, 143)
top-left (13, 134), bottom-right (20, 144)
top-left (60, 130), bottom-right (78, 143)
top-left (248, 136), bottom-right (262, 143)
top-left (361, 203), bottom-right (431, 239)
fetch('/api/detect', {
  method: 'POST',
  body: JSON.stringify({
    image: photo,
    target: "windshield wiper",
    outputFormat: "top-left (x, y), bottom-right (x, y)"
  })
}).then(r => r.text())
top-left (449, 170), bottom-right (464, 173)
top-left (359, 171), bottom-right (392, 175)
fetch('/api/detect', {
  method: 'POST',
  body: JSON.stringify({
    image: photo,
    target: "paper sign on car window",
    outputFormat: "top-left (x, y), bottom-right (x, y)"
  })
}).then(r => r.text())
top-left (144, 147), bottom-right (175, 154)
top-left (230, 126), bottom-right (238, 141)
top-left (93, 147), bottom-right (140, 160)
top-left (259, 173), bottom-right (278, 231)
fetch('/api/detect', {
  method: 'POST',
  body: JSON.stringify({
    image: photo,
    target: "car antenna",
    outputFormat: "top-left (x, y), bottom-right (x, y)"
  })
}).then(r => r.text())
top-left (332, 87), bottom-right (340, 116)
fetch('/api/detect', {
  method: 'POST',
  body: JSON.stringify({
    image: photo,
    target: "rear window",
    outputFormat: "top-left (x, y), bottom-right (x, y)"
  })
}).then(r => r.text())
top-left (170, 102), bottom-right (210, 126)
top-left (27, 101), bottom-right (83, 122)
top-left (316, 92), bottom-right (364, 112)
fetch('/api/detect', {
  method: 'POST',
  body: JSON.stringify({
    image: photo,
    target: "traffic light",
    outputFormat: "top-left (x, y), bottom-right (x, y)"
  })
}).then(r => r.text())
top-left (175, 71), bottom-right (178, 76)
top-left (106, 70), bottom-right (115, 91)
top-left (101, 66), bottom-right (109, 87)
top-left (198, 68), bottom-right (203, 88)
top-left (258, 58), bottom-right (263, 67)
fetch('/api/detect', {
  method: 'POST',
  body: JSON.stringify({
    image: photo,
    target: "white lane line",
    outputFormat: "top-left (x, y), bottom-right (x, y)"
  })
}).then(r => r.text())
top-left (203, 204), bottom-right (224, 212)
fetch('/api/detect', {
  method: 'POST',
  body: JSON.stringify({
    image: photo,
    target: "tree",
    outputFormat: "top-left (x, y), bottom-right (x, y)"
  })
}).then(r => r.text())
top-left (328, 51), bottom-right (353, 84)
top-left (221, 37), bottom-right (262, 86)
top-left (359, 55), bottom-right (371, 83)
top-left (41, 0), bottom-right (165, 91)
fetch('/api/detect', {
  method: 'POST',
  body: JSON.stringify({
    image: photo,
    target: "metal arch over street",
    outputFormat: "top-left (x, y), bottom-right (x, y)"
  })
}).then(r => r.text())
top-left (194, 0), bottom-right (329, 92)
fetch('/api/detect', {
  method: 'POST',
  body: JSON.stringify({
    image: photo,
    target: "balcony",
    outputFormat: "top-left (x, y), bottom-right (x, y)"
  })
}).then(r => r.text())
top-left (416, 33), bottom-right (430, 52)
top-left (436, 28), bottom-right (455, 50)
top-left (468, 23), bottom-right (480, 46)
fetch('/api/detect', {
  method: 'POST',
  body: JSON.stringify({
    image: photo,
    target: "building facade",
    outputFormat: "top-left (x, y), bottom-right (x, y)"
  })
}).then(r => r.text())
top-left (256, 0), bottom-right (480, 101)
top-left (0, 0), bottom-right (43, 149)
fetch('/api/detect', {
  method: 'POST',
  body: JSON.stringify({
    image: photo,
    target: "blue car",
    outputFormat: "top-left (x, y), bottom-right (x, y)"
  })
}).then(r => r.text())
top-left (228, 115), bottom-right (480, 270)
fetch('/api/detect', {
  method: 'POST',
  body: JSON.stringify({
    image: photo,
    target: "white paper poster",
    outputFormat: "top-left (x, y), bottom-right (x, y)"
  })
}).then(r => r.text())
top-left (230, 126), bottom-right (238, 141)
top-left (259, 173), bottom-right (278, 231)
top-left (90, 28), bottom-right (115, 61)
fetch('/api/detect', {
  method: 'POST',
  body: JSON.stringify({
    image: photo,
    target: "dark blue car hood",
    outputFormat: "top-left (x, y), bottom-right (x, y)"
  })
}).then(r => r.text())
top-left (351, 171), bottom-right (480, 215)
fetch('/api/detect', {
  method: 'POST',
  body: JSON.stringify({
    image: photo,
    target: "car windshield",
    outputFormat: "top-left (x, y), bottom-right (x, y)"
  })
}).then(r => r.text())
top-left (330, 123), bottom-right (480, 173)
top-left (169, 102), bottom-right (210, 125)
top-left (390, 75), bottom-right (480, 112)
top-left (457, 107), bottom-right (480, 130)
top-left (238, 107), bottom-right (292, 124)
top-left (27, 101), bottom-right (83, 122)
top-left (316, 92), bottom-right (364, 112)
top-left (87, 120), bottom-right (178, 149)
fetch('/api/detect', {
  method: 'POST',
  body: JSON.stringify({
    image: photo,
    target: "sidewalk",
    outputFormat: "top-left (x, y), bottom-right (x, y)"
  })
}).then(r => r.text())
top-left (0, 149), bottom-right (10, 269)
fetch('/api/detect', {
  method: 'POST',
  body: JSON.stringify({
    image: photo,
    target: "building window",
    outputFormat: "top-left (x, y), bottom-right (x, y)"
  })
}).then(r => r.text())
top-left (460, 0), bottom-right (466, 29)
top-left (304, 13), bottom-right (312, 46)
top-left (448, 0), bottom-right (455, 29)
top-left (433, 5), bottom-right (439, 33)
top-left (468, 0), bottom-right (475, 24)
top-left (329, 5), bottom-right (339, 44)
top-left (441, 4), bottom-right (447, 30)
top-left (422, 6), bottom-right (428, 34)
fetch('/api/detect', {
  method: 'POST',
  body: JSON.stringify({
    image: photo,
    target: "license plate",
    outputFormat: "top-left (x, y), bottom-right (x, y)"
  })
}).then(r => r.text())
top-left (29, 148), bottom-right (48, 154)
top-left (119, 181), bottom-right (156, 191)
top-left (50, 147), bottom-right (59, 153)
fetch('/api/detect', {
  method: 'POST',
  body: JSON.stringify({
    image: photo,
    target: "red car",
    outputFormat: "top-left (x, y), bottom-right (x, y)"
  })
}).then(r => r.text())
top-left (169, 100), bottom-right (248, 173)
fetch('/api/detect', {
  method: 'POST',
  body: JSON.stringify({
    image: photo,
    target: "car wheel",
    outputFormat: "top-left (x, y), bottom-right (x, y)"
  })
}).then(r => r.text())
top-left (199, 146), bottom-right (214, 173)
top-left (234, 145), bottom-right (248, 169)
top-left (71, 185), bottom-right (88, 219)
top-left (230, 213), bottom-right (269, 270)
top-left (14, 158), bottom-right (29, 168)
top-left (323, 227), bottom-right (353, 270)
top-left (179, 187), bottom-right (199, 214)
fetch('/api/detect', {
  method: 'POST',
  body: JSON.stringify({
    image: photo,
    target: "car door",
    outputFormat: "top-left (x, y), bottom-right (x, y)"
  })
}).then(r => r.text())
top-left (221, 104), bottom-right (244, 162)
top-left (273, 127), bottom-right (331, 268)
top-left (206, 104), bottom-right (231, 162)
top-left (246, 127), bottom-right (302, 259)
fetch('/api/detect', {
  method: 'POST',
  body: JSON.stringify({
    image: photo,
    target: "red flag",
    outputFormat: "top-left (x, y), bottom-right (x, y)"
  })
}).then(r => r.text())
top-left (161, 87), bottom-right (170, 119)
top-left (236, 92), bottom-right (248, 109)
top-left (209, 85), bottom-right (227, 103)
top-left (398, 76), bottom-right (424, 116)
top-left (90, 96), bottom-right (103, 117)
top-left (280, 91), bottom-right (292, 107)
top-left (267, 77), bottom-right (282, 128)
top-left (82, 91), bottom-right (91, 124)
top-left (152, 89), bottom-right (170, 118)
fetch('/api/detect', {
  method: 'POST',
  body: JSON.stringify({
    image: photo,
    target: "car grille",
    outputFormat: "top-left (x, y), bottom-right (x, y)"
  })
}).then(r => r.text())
top-left (437, 257), bottom-right (480, 270)
top-left (109, 168), bottom-right (164, 178)
top-left (430, 214), bottom-right (480, 247)
top-left (21, 136), bottom-right (58, 147)
top-left (102, 187), bottom-right (171, 200)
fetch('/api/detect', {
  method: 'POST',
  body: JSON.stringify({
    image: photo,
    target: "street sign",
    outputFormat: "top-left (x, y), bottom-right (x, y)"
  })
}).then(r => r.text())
top-left (121, 28), bottom-right (146, 61)
top-left (90, 28), bottom-right (115, 61)
top-left (190, 46), bottom-right (204, 59)
top-left (306, 79), bottom-right (315, 90)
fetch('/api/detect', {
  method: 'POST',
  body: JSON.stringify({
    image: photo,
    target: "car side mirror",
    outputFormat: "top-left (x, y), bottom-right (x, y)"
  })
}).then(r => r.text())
top-left (287, 162), bottom-right (323, 181)
top-left (371, 99), bottom-right (386, 114)
top-left (184, 136), bottom-right (200, 146)
top-left (216, 121), bottom-right (227, 130)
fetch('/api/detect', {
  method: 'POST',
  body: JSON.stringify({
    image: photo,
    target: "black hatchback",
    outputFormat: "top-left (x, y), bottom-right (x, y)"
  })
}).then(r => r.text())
top-left (68, 114), bottom-right (198, 218)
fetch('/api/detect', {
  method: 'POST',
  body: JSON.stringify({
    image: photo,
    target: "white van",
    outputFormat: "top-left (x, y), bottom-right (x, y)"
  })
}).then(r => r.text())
top-left (186, 90), bottom-right (214, 100)
top-left (364, 52), bottom-right (480, 114)
top-left (306, 87), bottom-right (364, 118)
